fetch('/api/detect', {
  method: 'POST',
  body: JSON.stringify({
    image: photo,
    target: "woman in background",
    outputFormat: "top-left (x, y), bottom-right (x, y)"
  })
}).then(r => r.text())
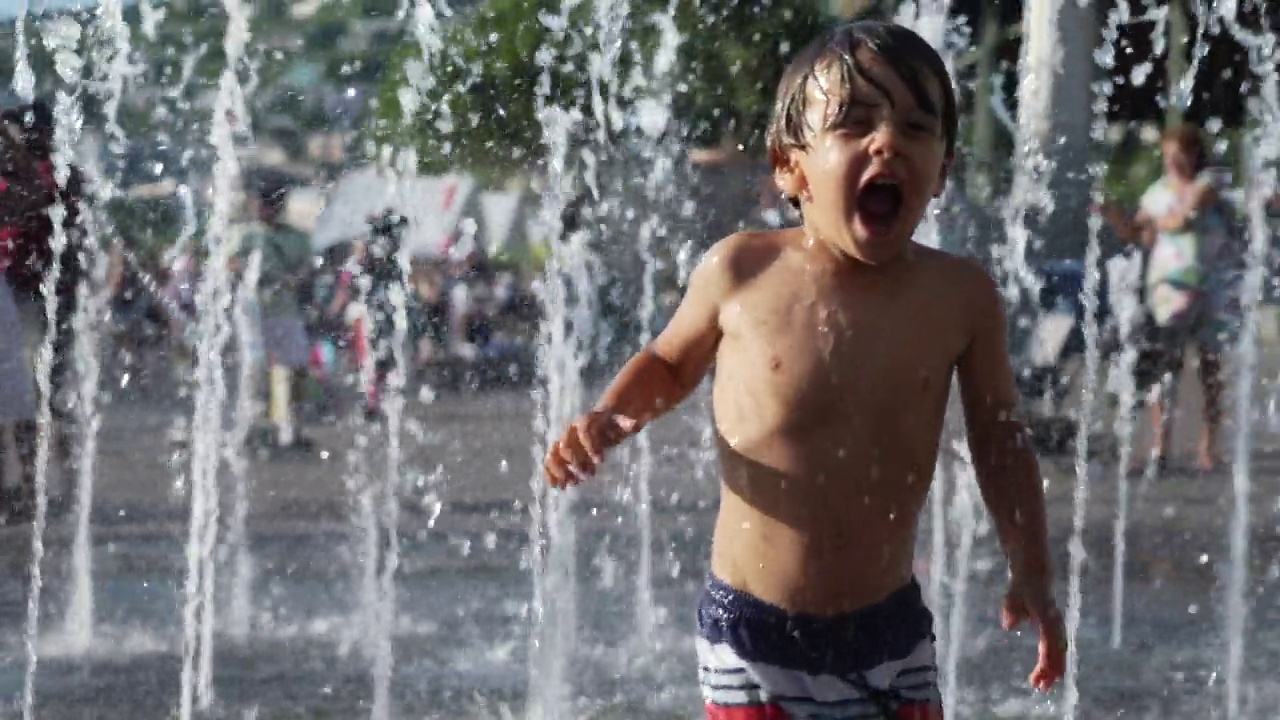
top-left (1102, 123), bottom-right (1243, 473)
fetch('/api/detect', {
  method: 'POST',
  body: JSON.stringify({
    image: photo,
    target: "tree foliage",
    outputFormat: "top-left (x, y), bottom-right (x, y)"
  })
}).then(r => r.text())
top-left (374, 0), bottom-right (828, 179)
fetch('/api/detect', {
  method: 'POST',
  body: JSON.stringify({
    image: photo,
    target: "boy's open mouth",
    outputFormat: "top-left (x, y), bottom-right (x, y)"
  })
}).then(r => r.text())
top-left (855, 177), bottom-right (903, 229)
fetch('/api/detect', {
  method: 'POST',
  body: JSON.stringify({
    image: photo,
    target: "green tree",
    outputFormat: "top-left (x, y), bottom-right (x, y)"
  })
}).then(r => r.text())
top-left (375, 0), bottom-right (827, 180)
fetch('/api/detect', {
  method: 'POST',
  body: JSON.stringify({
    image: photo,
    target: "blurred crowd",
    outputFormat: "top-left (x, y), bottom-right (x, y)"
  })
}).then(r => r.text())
top-left (110, 178), bottom-right (541, 443)
top-left (0, 101), bottom-right (538, 519)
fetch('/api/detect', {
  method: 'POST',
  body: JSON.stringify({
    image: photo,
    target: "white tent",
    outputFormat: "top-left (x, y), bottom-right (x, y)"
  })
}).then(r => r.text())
top-left (478, 190), bottom-right (525, 257)
top-left (284, 185), bottom-right (326, 233)
top-left (311, 166), bottom-right (477, 258)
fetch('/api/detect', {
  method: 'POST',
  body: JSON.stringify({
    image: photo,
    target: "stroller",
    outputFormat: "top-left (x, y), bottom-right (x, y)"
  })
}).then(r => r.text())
top-left (1014, 251), bottom-right (1144, 452)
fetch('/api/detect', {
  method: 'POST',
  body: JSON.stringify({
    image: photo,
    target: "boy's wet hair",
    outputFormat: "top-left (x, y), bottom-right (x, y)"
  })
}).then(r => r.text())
top-left (766, 21), bottom-right (958, 201)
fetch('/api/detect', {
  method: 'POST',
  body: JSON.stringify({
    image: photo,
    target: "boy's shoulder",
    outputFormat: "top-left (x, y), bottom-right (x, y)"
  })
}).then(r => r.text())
top-left (911, 242), bottom-right (995, 280)
top-left (909, 244), bottom-right (1002, 307)
top-left (699, 227), bottom-right (801, 284)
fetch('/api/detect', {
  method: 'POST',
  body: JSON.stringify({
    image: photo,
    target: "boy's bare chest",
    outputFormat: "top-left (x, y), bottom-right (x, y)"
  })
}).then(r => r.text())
top-left (718, 286), bottom-right (963, 416)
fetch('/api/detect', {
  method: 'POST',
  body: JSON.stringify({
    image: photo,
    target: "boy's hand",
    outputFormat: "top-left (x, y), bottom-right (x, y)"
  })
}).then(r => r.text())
top-left (543, 410), bottom-right (638, 489)
top-left (1002, 575), bottom-right (1067, 693)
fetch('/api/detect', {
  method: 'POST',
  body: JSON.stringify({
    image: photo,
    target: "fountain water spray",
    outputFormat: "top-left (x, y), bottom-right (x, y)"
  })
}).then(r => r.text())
top-left (627, 1), bottom-right (679, 643)
top-left (224, 249), bottom-right (261, 641)
top-left (21, 16), bottom-right (88, 717)
top-left (1061, 99), bottom-right (1106, 720)
top-left (345, 433), bottom-right (380, 658)
top-left (997, 0), bottom-right (1059, 303)
top-left (61, 161), bottom-right (107, 656)
top-left (1219, 8), bottom-right (1280, 714)
top-left (527, 2), bottom-right (606, 712)
top-left (1224, 151), bottom-right (1270, 720)
top-left (60, 0), bottom-right (134, 655)
top-left (369, 159), bottom-right (415, 720)
top-left (527, 104), bottom-right (590, 719)
top-left (1098, 0), bottom-right (1152, 651)
top-left (179, 0), bottom-right (251, 714)
top-left (10, 0), bottom-right (34, 101)
top-left (939, 441), bottom-right (985, 708)
top-left (1106, 253), bottom-right (1143, 650)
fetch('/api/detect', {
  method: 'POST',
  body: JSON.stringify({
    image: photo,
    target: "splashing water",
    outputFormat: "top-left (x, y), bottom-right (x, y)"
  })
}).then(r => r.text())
top-left (22, 17), bottom-right (87, 717)
top-left (178, 0), bottom-right (250, 714)
top-left (1218, 8), bottom-right (1279, 717)
top-left (224, 248), bottom-right (262, 641)
top-left (10, 0), bottom-right (34, 101)
top-left (59, 0), bottom-right (134, 655)
top-left (370, 158), bottom-right (415, 720)
top-left (61, 158), bottom-right (108, 655)
top-left (1226, 25), bottom-right (1278, 720)
top-left (1061, 137), bottom-right (1105, 720)
top-left (1097, 0), bottom-right (1138, 651)
top-left (940, 441), bottom-right (985, 707)
top-left (997, 0), bottom-right (1058, 304)
top-left (1106, 252), bottom-right (1143, 650)
top-left (526, 0), bottom-right (608, 705)
top-left (527, 104), bottom-right (590, 719)
top-left (1059, 2), bottom-right (1125, 711)
top-left (627, 1), bottom-right (680, 644)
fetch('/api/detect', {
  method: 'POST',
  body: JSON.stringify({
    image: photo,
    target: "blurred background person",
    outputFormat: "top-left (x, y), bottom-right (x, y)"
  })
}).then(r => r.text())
top-left (1101, 123), bottom-right (1244, 473)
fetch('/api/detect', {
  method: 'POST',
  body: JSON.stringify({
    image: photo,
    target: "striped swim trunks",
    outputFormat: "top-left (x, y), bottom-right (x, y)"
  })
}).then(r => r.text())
top-left (696, 575), bottom-right (941, 719)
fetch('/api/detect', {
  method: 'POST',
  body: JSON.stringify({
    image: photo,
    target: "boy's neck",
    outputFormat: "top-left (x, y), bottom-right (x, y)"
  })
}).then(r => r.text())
top-left (801, 227), bottom-right (915, 272)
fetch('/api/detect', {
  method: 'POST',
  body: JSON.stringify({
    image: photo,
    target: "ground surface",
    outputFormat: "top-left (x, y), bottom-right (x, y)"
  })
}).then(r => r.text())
top-left (0, 338), bottom-right (1277, 719)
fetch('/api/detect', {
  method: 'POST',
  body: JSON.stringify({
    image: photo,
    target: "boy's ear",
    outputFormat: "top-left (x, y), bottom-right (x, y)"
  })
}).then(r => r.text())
top-left (773, 150), bottom-right (808, 204)
top-left (932, 153), bottom-right (952, 198)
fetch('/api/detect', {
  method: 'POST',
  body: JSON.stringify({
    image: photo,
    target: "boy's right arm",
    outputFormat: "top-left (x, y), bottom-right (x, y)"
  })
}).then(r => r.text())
top-left (545, 237), bottom-right (735, 487)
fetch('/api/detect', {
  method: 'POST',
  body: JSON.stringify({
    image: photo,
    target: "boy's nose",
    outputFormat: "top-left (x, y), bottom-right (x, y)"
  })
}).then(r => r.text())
top-left (867, 122), bottom-right (900, 159)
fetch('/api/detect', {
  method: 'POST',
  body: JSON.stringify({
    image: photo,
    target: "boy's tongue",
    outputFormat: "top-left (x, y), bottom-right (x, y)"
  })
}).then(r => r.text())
top-left (858, 184), bottom-right (900, 220)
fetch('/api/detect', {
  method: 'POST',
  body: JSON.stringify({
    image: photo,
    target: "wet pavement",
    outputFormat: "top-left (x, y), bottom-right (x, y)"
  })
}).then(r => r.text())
top-left (0, 347), bottom-right (1278, 719)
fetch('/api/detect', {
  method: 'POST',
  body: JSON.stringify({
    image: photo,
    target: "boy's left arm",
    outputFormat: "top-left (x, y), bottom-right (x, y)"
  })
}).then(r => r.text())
top-left (955, 268), bottom-right (1066, 692)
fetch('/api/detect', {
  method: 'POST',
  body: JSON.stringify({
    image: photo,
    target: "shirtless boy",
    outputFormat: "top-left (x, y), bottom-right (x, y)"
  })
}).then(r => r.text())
top-left (545, 21), bottom-right (1066, 719)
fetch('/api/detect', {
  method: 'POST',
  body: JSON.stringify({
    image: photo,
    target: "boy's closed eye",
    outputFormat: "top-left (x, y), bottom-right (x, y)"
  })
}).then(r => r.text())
top-left (902, 115), bottom-right (940, 136)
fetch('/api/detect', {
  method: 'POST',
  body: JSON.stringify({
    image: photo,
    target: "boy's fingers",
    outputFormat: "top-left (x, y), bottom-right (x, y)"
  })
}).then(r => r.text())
top-left (544, 441), bottom-right (569, 487)
top-left (573, 418), bottom-right (601, 461)
top-left (558, 433), bottom-right (596, 477)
